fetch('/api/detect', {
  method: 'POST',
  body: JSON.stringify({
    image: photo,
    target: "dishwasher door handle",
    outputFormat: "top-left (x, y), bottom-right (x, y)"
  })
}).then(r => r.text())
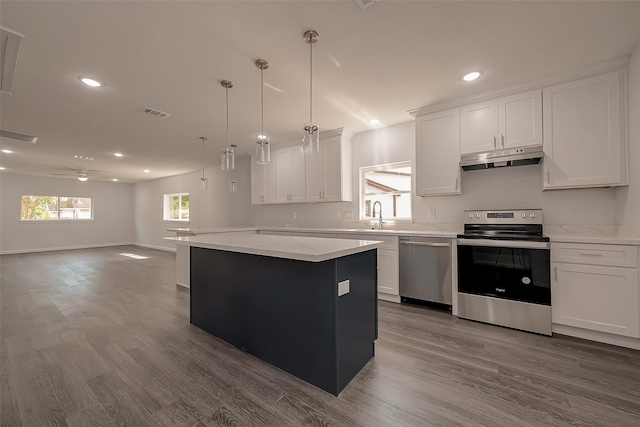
top-left (400, 241), bottom-right (450, 247)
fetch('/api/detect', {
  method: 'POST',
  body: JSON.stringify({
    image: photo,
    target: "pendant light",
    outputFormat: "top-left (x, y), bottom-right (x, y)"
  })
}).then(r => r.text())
top-left (302, 30), bottom-right (319, 154)
top-left (220, 80), bottom-right (236, 171)
top-left (198, 136), bottom-right (208, 189)
top-left (255, 59), bottom-right (270, 164)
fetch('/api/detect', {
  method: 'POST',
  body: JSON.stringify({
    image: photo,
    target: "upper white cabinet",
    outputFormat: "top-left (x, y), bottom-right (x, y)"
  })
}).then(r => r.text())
top-left (460, 90), bottom-right (542, 154)
top-left (251, 128), bottom-right (353, 205)
top-left (306, 129), bottom-right (353, 202)
top-left (543, 70), bottom-right (627, 189)
top-left (275, 146), bottom-right (306, 203)
top-left (414, 108), bottom-right (461, 196)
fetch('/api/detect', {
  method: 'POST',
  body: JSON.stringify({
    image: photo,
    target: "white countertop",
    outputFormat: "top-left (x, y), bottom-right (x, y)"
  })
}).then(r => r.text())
top-left (167, 226), bottom-right (258, 234)
top-left (545, 225), bottom-right (640, 246)
top-left (165, 233), bottom-right (382, 262)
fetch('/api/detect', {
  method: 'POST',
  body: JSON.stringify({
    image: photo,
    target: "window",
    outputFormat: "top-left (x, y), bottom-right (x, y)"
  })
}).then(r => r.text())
top-left (360, 162), bottom-right (412, 221)
top-left (20, 196), bottom-right (93, 221)
top-left (163, 193), bottom-right (189, 221)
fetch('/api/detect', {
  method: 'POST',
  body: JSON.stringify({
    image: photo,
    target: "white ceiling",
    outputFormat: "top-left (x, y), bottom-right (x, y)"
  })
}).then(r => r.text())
top-left (1, 0), bottom-right (640, 183)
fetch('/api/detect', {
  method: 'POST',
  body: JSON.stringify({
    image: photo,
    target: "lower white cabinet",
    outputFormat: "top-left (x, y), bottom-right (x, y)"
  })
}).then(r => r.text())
top-left (338, 233), bottom-right (399, 297)
top-left (551, 242), bottom-right (639, 338)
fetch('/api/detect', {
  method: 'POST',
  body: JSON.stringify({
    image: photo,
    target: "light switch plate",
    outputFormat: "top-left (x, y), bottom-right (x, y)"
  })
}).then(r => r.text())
top-left (338, 280), bottom-right (350, 296)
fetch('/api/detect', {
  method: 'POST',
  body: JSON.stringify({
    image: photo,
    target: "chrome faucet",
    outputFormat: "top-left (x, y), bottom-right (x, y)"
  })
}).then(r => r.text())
top-left (372, 201), bottom-right (386, 230)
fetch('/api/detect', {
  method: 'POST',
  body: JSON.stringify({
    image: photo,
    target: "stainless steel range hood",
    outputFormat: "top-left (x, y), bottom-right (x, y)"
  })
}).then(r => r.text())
top-left (460, 145), bottom-right (544, 171)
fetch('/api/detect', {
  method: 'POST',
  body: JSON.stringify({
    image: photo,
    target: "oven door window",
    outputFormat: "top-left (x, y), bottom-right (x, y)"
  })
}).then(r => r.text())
top-left (458, 245), bottom-right (550, 305)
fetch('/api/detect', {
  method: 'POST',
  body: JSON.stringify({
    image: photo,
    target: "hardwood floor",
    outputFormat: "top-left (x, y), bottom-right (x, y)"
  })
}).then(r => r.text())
top-left (1, 246), bottom-right (639, 426)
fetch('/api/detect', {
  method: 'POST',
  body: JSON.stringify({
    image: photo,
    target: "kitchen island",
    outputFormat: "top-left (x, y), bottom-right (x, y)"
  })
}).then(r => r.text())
top-left (167, 233), bottom-right (381, 396)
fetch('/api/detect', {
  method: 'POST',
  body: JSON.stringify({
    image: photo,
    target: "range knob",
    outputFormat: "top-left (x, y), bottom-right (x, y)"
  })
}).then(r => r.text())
top-left (521, 213), bottom-right (527, 218)
top-left (476, 213), bottom-right (481, 219)
top-left (530, 212), bottom-right (536, 218)
top-left (469, 214), bottom-right (474, 219)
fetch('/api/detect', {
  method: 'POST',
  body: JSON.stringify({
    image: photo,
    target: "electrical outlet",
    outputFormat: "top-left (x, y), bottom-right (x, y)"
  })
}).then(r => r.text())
top-left (338, 280), bottom-right (350, 296)
top-left (293, 212), bottom-right (297, 219)
top-left (427, 209), bottom-right (436, 220)
top-left (576, 208), bottom-right (586, 219)
top-left (337, 211), bottom-right (342, 219)
top-left (344, 211), bottom-right (353, 219)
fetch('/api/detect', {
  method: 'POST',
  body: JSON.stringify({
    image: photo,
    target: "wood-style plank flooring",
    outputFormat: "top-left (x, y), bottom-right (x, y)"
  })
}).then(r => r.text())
top-left (1, 245), bottom-right (639, 426)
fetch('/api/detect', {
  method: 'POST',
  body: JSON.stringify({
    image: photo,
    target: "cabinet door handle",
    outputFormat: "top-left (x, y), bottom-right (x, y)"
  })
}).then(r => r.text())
top-left (501, 134), bottom-right (505, 147)
top-left (455, 178), bottom-right (459, 190)
top-left (580, 253), bottom-right (604, 257)
top-left (322, 191), bottom-right (325, 199)
top-left (554, 267), bottom-right (557, 281)
top-left (547, 171), bottom-right (551, 184)
top-left (319, 191), bottom-right (322, 198)
top-left (494, 135), bottom-right (497, 149)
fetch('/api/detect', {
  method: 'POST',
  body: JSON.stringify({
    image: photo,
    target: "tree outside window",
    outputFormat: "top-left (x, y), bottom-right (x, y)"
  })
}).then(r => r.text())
top-left (164, 193), bottom-right (189, 221)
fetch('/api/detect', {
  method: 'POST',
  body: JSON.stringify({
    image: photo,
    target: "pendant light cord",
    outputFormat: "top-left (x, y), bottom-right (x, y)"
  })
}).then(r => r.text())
top-left (225, 86), bottom-right (230, 150)
top-left (261, 66), bottom-right (264, 140)
top-left (309, 40), bottom-right (313, 126)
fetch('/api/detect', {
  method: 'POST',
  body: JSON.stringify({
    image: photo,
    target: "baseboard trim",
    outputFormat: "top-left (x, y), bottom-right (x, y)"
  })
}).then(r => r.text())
top-left (133, 243), bottom-right (176, 253)
top-left (552, 324), bottom-right (640, 350)
top-left (0, 242), bottom-right (136, 255)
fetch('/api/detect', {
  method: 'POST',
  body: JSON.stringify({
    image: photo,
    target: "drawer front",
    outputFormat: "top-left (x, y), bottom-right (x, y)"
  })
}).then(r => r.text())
top-left (551, 243), bottom-right (638, 268)
top-left (338, 233), bottom-right (398, 251)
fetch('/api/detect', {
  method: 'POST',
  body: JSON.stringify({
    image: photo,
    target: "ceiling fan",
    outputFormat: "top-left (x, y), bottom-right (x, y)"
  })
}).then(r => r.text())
top-left (50, 169), bottom-right (93, 181)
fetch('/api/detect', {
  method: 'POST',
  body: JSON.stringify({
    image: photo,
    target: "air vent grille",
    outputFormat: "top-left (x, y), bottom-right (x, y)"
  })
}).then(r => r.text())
top-left (0, 129), bottom-right (38, 143)
top-left (139, 106), bottom-right (171, 118)
top-left (355, 0), bottom-right (380, 10)
top-left (1, 27), bottom-right (25, 95)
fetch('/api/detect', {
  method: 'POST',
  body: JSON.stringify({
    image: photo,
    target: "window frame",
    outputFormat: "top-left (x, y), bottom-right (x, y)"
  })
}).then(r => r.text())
top-left (163, 192), bottom-right (190, 222)
top-left (20, 195), bottom-right (94, 222)
top-left (359, 161), bottom-right (412, 222)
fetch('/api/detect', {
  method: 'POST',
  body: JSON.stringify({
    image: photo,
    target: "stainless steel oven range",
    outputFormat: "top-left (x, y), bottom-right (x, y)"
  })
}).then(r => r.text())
top-left (457, 209), bottom-right (551, 335)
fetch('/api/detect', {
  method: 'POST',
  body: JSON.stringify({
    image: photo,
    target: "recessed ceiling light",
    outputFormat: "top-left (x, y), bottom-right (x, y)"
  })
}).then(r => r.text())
top-left (112, 178), bottom-right (118, 182)
top-left (77, 176), bottom-right (88, 182)
top-left (143, 169), bottom-right (150, 173)
top-left (0, 167), bottom-right (5, 170)
top-left (462, 71), bottom-right (482, 82)
top-left (368, 119), bottom-right (380, 126)
top-left (79, 77), bottom-right (104, 87)
top-left (74, 154), bottom-right (94, 160)
top-left (1, 149), bottom-right (13, 154)
top-left (114, 152), bottom-right (123, 157)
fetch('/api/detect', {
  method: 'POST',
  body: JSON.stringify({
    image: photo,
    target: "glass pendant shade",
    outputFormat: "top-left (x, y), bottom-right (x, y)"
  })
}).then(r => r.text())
top-left (230, 180), bottom-right (237, 193)
top-left (256, 137), bottom-right (270, 164)
top-left (302, 123), bottom-right (319, 154)
top-left (200, 177), bottom-right (208, 190)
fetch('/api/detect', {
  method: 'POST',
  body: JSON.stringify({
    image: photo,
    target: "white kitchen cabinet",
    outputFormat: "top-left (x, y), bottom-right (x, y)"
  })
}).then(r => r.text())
top-left (305, 129), bottom-right (353, 202)
top-left (414, 108), bottom-right (461, 196)
top-left (339, 233), bottom-right (399, 298)
top-left (251, 156), bottom-right (276, 204)
top-left (275, 145), bottom-right (305, 203)
top-left (551, 242), bottom-right (639, 338)
top-left (543, 70), bottom-right (627, 189)
top-left (460, 90), bottom-right (542, 154)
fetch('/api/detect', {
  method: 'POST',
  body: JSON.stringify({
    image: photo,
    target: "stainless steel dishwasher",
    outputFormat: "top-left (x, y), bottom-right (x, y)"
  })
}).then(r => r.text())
top-left (399, 237), bottom-right (452, 307)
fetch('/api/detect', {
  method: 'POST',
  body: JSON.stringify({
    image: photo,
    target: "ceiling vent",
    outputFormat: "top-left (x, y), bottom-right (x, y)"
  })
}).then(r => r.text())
top-left (355, 0), bottom-right (380, 10)
top-left (1, 26), bottom-right (25, 95)
top-left (0, 129), bottom-right (38, 143)
top-left (139, 106), bottom-right (171, 118)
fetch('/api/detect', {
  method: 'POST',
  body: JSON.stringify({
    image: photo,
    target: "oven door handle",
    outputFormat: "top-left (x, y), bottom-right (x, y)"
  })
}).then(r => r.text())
top-left (457, 238), bottom-right (549, 250)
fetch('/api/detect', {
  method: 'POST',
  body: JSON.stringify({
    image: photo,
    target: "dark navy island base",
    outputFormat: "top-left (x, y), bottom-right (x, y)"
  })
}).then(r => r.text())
top-left (190, 246), bottom-right (378, 396)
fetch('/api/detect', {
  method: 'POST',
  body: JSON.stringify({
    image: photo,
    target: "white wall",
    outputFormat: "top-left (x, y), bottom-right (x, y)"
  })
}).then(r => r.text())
top-left (133, 159), bottom-right (252, 250)
top-left (250, 120), bottom-right (619, 227)
top-left (0, 173), bottom-right (134, 254)
top-left (616, 42), bottom-right (640, 230)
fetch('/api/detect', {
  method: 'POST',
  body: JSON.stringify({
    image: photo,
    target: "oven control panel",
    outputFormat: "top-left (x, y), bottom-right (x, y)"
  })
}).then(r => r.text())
top-left (463, 209), bottom-right (543, 225)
